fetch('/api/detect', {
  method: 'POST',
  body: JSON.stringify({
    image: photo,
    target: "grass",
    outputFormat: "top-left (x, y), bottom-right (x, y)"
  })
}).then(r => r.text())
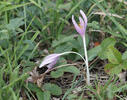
top-left (0, 0), bottom-right (127, 99)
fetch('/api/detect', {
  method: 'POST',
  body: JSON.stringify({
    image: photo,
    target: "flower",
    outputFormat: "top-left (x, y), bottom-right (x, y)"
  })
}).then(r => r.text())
top-left (39, 51), bottom-right (87, 71)
top-left (72, 10), bottom-right (90, 85)
top-left (39, 54), bottom-right (61, 69)
top-left (72, 10), bottom-right (87, 37)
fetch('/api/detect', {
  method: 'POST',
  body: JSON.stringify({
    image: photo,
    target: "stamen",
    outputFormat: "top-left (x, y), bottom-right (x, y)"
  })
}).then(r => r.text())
top-left (79, 23), bottom-right (83, 29)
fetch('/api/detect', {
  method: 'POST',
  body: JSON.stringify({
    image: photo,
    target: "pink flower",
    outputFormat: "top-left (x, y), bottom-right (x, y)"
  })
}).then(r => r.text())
top-left (72, 10), bottom-right (87, 37)
top-left (39, 54), bottom-right (60, 69)
top-left (39, 51), bottom-right (86, 70)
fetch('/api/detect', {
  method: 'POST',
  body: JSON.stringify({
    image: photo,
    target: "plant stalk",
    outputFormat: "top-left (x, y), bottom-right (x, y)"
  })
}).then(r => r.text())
top-left (83, 36), bottom-right (90, 85)
top-left (60, 51), bottom-right (86, 64)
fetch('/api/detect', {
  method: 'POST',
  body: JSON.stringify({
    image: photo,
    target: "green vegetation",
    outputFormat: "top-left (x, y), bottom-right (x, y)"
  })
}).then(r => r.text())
top-left (0, 0), bottom-right (127, 99)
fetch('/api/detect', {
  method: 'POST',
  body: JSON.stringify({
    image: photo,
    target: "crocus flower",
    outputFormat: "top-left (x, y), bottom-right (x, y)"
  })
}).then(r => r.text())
top-left (39, 54), bottom-right (61, 69)
top-left (72, 10), bottom-right (90, 85)
top-left (72, 10), bottom-right (87, 37)
top-left (39, 51), bottom-right (86, 71)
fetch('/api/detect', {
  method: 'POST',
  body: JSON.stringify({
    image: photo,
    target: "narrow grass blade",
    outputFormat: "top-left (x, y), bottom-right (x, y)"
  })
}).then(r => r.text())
top-left (0, 3), bottom-right (31, 13)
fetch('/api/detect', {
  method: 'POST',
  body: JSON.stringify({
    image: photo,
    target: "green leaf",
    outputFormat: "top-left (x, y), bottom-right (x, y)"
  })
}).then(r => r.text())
top-left (36, 91), bottom-right (44, 100)
top-left (122, 61), bottom-right (127, 70)
top-left (50, 70), bottom-right (64, 78)
top-left (6, 18), bottom-right (24, 30)
top-left (54, 43), bottom-right (73, 53)
top-left (104, 63), bottom-right (115, 74)
top-left (0, 40), bottom-right (9, 48)
top-left (43, 83), bottom-right (62, 96)
top-left (23, 40), bottom-right (35, 50)
top-left (101, 38), bottom-right (116, 49)
top-left (28, 83), bottom-right (42, 93)
top-left (107, 46), bottom-right (122, 64)
top-left (104, 63), bottom-right (122, 75)
top-left (43, 91), bottom-right (51, 100)
top-left (51, 66), bottom-right (80, 78)
top-left (37, 91), bottom-right (51, 100)
top-left (88, 21), bottom-right (100, 29)
top-left (0, 30), bottom-right (9, 40)
top-left (52, 35), bottom-right (74, 47)
top-left (98, 38), bottom-right (116, 59)
top-left (88, 45), bottom-right (101, 61)
top-left (122, 51), bottom-right (127, 60)
top-left (63, 66), bottom-right (80, 75)
top-left (57, 57), bottom-right (67, 65)
top-left (110, 65), bottom-right (122, 75)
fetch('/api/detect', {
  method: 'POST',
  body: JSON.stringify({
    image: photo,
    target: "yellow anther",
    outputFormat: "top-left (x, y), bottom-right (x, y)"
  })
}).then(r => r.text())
top-left (79, 23), bottom-right (83, 29)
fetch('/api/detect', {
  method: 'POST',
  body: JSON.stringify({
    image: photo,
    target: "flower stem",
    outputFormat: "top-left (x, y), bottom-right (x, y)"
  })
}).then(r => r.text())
top-left (60, 51), bottom-right (86, 64)
top-left (83, 36), bottom-right (90, 85)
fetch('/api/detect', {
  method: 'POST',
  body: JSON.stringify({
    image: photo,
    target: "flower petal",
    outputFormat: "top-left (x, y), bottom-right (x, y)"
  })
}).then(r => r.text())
top-left (39, 54), bottom-right (60, 68)
top-left (79, 17), bottom-right (85, 36)
top-left (80, 10), bottom-right (87, 30)
top-left (47, 57), bottom-right (59, 69)
top-left (72, 15), bottom-right (82, 36)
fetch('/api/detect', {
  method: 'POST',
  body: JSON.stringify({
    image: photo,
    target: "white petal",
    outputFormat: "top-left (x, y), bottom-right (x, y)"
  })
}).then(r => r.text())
top-left (39, 54), bottom-right (60, 68)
